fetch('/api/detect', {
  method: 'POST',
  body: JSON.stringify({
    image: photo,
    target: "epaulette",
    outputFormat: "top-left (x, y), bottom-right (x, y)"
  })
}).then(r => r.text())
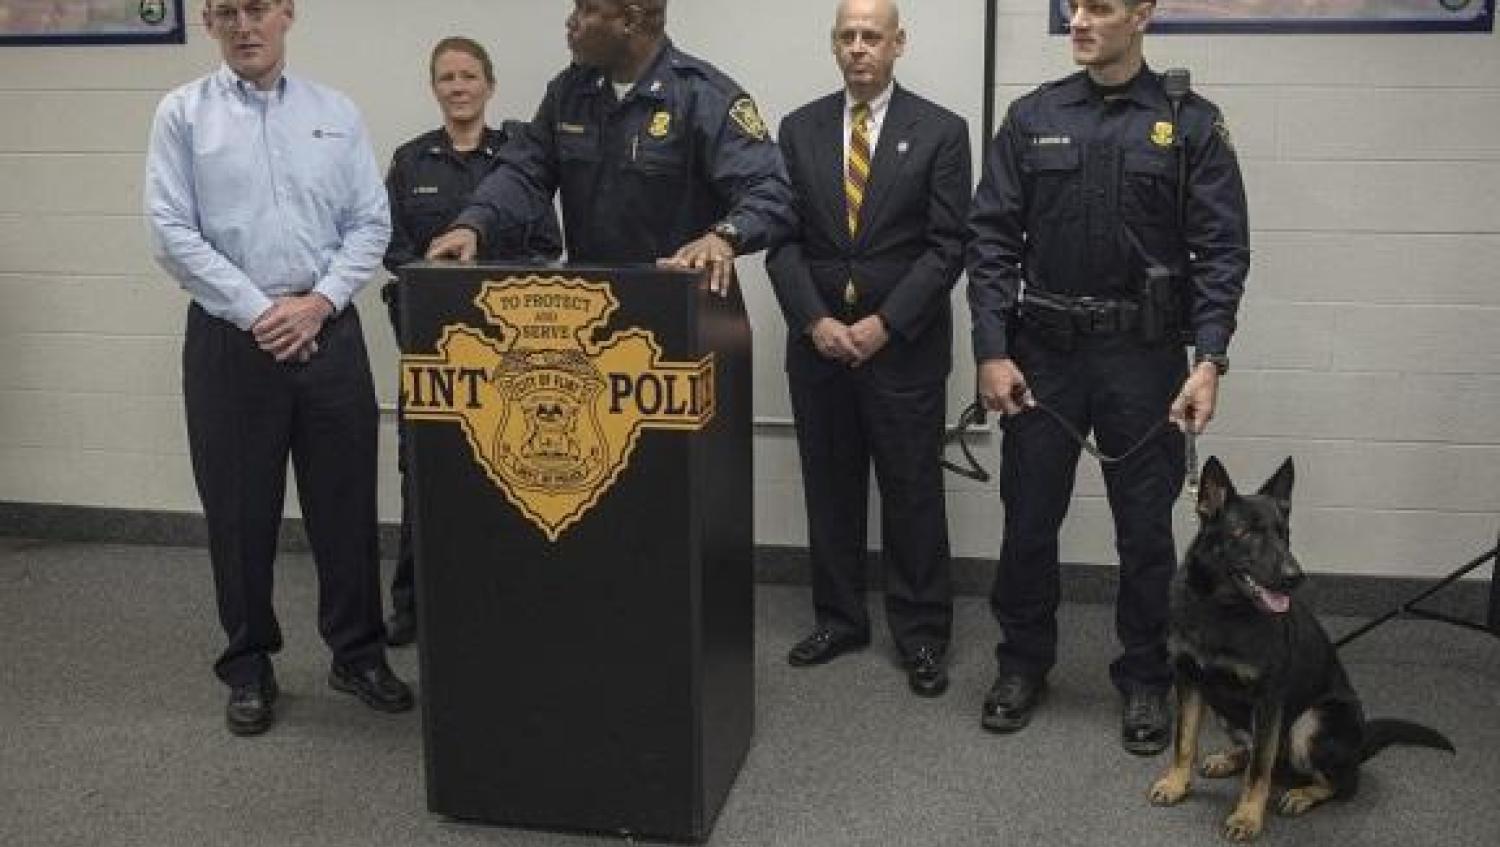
top-left (395, 128), bottom-right (446, 161)
top-left (666, 49), bottom-right (745, 101)
top-left (1021, 72), bottom-right (1084, 105)
top-left (666, 52), bottom-right (710, 78)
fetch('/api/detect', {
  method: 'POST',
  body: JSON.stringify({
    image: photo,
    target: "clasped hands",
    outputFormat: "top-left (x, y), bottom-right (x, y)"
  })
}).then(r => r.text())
top-left (808, 315), bottom-right (888, 367)
top-left (251, 293), bottom-right (334, 363)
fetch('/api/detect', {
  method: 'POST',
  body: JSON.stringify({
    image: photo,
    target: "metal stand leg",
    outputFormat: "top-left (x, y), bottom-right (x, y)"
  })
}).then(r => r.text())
top-left (1489, 527), bottom-right (1500, 635)
top-left (1334, 529), bottom-right (1500, 650)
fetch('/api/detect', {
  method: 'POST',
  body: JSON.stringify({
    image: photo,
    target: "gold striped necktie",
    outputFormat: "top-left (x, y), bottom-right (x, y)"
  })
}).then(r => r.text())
top-left (844, 101), bottom-right (871, 308)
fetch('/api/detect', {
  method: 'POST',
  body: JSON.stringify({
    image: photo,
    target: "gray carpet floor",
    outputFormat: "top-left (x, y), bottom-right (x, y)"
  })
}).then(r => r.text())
top-left (1, 537), bottom-right (1497, 847)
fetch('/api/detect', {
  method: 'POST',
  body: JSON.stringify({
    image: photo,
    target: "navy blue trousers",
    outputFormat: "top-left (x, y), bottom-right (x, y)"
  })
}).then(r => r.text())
top-left (992, 328), bottom-right (1187, 692)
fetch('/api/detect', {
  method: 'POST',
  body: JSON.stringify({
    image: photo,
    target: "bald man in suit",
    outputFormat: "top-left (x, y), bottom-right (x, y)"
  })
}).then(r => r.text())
top-left (767, 0), bottom-right (970, 696)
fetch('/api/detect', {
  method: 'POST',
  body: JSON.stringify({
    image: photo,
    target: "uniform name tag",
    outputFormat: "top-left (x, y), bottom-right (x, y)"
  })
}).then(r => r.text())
top-left (557, 122), bottom-right (588, 135)
top-left (413, 186), bottom-right (439, 195)
top-left (1032, 135), bottom-right (1072, 146)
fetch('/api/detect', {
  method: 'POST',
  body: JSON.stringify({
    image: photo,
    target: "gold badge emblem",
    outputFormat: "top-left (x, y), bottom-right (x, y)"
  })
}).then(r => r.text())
top-left (1151, 121), bottom-right (1175, 148)
top-left (648, 111), bottom-right (671, 138)
top-left (402, 277), bottom-right (716, 542)
top-left (728, 97), bottom-right (768, 141)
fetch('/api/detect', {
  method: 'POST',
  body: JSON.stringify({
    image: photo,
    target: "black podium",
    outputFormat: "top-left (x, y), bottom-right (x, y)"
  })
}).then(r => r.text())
top-left (396, 263), bottom-right (754, 842)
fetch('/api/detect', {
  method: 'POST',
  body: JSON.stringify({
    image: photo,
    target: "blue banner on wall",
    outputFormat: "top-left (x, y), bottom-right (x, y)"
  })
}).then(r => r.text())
top-left (1049, 0), bottom-right (1495, 34)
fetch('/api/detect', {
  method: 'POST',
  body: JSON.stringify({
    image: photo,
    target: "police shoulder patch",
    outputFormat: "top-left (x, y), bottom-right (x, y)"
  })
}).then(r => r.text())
top-left (728, 97), bottom-right (768, 141)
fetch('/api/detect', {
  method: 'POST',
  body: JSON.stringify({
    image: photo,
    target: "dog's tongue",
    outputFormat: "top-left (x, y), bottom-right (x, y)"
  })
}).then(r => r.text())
top-left (1253, 585), bottom-right (1291, 615)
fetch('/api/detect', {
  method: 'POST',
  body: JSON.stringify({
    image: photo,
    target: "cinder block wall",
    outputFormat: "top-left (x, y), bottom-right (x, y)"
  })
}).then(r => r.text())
top-left (962, 2), bottom-right (1500, 577)
top-left (1, 1), bottom-right (1496, 578)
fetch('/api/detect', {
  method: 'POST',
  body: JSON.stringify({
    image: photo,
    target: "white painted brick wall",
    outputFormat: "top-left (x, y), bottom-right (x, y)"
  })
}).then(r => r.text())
top-left (928, 3), bottom-right (1500, 577)
top-left (0, 1), bottom-right (1495, 579)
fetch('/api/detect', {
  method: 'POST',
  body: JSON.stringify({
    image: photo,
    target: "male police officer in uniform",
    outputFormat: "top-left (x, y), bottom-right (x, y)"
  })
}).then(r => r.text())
top-left (967, 0), bottom-right (1248, 754)
top-left (427, 0), bottom-right (795, 292)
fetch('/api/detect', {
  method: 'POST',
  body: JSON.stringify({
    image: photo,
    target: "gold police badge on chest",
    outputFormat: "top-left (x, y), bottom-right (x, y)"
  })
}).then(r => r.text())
top-left (1151, 121), bottom-right (1175, 148)
top-left (647, 111), bottom-right (672, 138)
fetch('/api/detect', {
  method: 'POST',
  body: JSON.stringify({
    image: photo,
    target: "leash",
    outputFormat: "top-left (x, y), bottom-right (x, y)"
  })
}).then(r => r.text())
top-left (941, 398), bottom-right (1201, 498)
top-left (939, 401), bottom-right (992, 482)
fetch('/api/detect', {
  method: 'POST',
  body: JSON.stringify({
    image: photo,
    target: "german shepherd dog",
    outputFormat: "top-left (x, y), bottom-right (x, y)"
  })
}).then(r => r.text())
top-left (1149, 457), bottom-right (1454, 842)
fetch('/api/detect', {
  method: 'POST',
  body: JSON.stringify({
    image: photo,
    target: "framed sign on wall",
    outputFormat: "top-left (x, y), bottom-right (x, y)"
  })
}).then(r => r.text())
top-left (1049, 0), bottom-right (1496, 34)
top-left (0, 0), bottom-right (185, 45)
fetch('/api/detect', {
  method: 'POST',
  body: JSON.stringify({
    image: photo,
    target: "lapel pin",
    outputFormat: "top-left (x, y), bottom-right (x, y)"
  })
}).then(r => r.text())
top-left (897, 140), bottom-right (910, 155)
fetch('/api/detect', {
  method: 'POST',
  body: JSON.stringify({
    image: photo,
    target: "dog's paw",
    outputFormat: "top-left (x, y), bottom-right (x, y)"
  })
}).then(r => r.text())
top-left (1222, 809), bottom-right (1265, 842)
top-left (1149, 773), bottom-right (1191, 806)
top-left (1201, 749), bottom-right (1248, 779)
top-left (1277, 786), bottom-right (1331, 817)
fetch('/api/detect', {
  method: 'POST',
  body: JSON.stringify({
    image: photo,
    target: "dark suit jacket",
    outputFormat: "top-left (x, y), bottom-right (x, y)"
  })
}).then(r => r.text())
top-left (767, 85), bottom-right (970, 387)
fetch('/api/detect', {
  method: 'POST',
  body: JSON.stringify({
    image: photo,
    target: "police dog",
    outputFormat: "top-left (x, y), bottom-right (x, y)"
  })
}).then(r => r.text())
top-left (1149, 457), bottom-right (1453, 842)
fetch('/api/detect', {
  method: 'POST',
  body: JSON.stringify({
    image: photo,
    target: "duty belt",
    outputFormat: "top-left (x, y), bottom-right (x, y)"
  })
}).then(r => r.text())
top-left (1019, 289), bottom-right (1140, 336)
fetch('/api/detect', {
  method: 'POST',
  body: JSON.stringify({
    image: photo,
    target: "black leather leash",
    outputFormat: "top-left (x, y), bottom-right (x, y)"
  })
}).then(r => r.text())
top-left (941, 399), bottom-right (1201, 496)
top-left (938, 401), bottom-right (992, 482)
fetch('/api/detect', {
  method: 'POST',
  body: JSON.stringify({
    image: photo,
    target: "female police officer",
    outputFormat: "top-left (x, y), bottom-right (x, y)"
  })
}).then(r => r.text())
top-left (381, 36), bottom-right (562, 645)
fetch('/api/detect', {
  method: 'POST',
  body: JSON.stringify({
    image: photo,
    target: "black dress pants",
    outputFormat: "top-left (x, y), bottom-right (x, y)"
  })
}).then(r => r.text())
top-left (183, 303), bottom-right (386, 688)
top-left (789, 367), bottom-right (952, 657)
top-left (992, 329), bottom-right (1187, 693)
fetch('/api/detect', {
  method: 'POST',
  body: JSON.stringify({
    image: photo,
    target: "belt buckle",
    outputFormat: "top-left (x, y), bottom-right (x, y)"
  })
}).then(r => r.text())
top-left (1073, 297), bottom-right (1110, 334)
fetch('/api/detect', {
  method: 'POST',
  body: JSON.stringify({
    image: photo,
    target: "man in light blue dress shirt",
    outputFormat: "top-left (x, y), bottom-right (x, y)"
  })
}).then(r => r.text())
top-left (144, 0), bottom-right (412, 736)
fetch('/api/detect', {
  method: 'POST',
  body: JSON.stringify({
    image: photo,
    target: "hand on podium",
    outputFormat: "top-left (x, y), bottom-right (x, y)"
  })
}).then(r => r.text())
top-left (659, 231), bottom-right (736, 296)
top-left (426, 227), bottom-right (480, 262)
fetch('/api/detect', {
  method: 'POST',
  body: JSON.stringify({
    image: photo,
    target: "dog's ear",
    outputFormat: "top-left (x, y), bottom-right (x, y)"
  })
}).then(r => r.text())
top-left (1257, 457), bottom-right (1295, 514)
top-left (1196, 456), bottom-right (1236, 521)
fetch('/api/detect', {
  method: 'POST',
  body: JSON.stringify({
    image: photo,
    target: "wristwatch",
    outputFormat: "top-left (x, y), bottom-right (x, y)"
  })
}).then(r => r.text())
top-left (1194, 352), bottom-right (1229, 375)
top-left (709, 220), bottom-right (742, 252)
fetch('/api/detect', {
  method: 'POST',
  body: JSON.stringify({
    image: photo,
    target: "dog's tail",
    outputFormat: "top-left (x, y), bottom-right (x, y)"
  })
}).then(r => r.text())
top-left (1361, 718), bottom-right (1456, 761)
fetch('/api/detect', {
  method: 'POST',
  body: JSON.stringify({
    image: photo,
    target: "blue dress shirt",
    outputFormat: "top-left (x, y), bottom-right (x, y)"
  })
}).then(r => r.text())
top-left (145, 65), bottom-right (390, 331)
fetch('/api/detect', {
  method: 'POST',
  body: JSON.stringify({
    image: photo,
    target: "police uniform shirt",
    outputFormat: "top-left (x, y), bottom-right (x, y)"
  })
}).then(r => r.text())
top-left (452, 40), bottom-right (796, 263)
top-left (384, 123), bottom-right (561, 271)
top-left (968, 66), bottom-right (1249, 358)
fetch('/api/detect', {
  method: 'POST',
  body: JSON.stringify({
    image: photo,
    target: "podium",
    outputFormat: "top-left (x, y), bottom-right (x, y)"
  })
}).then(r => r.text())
top-left (396, 263), bottom-right (754, 842)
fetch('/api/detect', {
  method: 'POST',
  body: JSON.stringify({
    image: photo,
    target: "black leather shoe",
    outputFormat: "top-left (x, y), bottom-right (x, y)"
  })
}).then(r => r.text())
top-left (786, 627), bottom-right (870, 667)
top-left (226, 676), bottom-right (279, 737)
top-left (329, 661), bottom-right (414, 713)
top-left (385, 609), bottom-right (416, 647)
top-left (981, 673), bottom-right (1046, 733)
top-left (906, 645), bottom-right (948, 697)
top-left (1122, 686), bottom-right (1171, 756)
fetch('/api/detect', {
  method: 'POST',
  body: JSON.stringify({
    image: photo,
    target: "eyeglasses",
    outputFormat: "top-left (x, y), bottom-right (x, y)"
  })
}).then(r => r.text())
top-left (208, 1), bottom-right (279, 29)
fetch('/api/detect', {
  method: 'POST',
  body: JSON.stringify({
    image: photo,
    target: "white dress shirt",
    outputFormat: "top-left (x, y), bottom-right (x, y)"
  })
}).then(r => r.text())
top-left (145, 65), bottom-right (390, 330)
